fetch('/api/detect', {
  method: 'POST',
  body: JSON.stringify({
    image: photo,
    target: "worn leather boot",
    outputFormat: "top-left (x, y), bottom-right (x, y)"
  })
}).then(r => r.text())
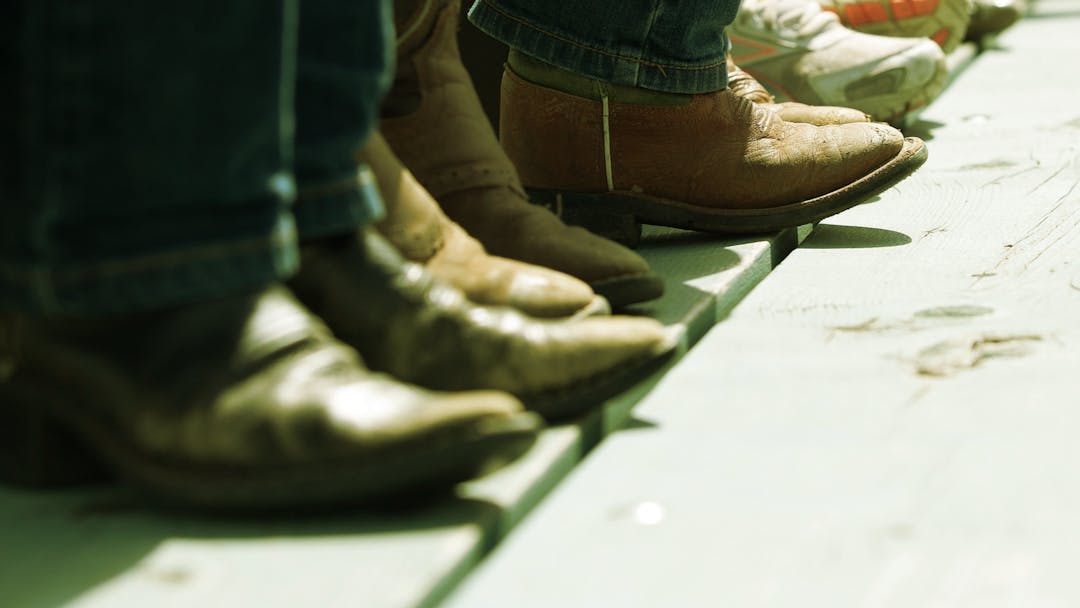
top-left (289, 229), bottom-right (677, 420)
top-left (726, 55), bottom-right (872, 126)
top-left (381, 0), bottom-right (663, 308)
top-left (0, 287), bottom-right (541, 510)
top-left (364, 132), bottom-right (608, 319)
top-left (500, 64), bottom-right (928, 236)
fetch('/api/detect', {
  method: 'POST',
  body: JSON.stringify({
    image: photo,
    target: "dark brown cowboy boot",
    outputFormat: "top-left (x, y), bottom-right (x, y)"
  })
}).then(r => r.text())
top-left (0, 287), bottom-right (540, 510)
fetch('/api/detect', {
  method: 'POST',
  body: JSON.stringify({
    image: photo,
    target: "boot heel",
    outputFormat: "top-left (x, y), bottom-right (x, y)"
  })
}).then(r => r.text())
top-left (0, 407), bottom-right (110, 487)
top-left (527, 189), bottom-right (643, 248)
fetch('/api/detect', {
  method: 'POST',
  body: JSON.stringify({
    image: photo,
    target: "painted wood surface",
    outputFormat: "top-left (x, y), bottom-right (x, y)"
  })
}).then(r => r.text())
top-left (446, 5), bottom-right (1080, 607)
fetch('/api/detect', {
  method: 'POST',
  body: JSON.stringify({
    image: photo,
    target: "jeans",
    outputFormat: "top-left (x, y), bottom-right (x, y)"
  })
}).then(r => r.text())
top-left (467, 0), bottom-right (741, 94)
top-left (0, 0), bottom-right (393, 314)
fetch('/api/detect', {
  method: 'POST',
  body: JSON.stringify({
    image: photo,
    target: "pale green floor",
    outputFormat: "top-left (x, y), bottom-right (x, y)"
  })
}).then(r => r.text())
top-left (2, 5), bottom-right (1074, 607)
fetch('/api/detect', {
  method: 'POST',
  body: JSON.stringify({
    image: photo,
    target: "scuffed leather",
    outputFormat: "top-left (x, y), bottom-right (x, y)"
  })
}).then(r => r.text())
top-left (0, 287), bottom-right (526, 468)
top-left (363, 133), bottom-right (601, 318)
top-left (501, 67), bottom-right (904, 209)
top-left (289, 229), bottom-right (674, 399)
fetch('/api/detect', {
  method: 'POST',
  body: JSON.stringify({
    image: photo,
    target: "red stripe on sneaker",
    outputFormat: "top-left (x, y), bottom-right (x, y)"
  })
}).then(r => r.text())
top-left (912, 0), bottom-right (939, 15)
top-left (931, 26), bottom-right (951, 46)
top-left (844, 2), bottom-right (890, 25)
top-left (890, 0), bottom-right (915, 19)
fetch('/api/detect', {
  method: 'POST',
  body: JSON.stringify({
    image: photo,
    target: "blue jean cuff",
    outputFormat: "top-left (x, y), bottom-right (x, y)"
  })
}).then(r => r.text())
top-left (468, 0), bottom-right (730, 94)
top-left (0, 215), bottom-right (299, 315)
top-left (292, 165), bottom-right (385, 240)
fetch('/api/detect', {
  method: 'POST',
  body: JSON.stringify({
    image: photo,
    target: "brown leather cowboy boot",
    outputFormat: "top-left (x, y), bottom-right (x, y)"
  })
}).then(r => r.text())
top-left (726, 55), bottom-right (873, 126)
top-left (363, 132), bottom-right (608, 319)
top-left (289, 228), bottom-right (677, 421)
top-left (381, 0), bottom-right (663, 308)
top-left (499, 60), bottom-right (927, 237)
top-left (0, 287), bottom-right (541, 510)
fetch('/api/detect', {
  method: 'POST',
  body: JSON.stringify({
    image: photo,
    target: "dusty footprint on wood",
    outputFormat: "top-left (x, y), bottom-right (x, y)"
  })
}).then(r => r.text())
top-left (914, 333), bottom-right (1043, 377)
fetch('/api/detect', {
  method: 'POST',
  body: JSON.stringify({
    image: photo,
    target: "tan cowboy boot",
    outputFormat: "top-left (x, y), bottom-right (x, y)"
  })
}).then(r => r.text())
top-left (0, 287), bottom-right (541, 510)
top-left (363, 132), bottom-right (608, 319)
top-left (499, 58), bottom-right (927, 236)
top-left (381, 0), bottom-right (663, 308)
top-left (289, 228), bottom-right (677, 421)
top-left (726, 55), bottom-right (873, 126)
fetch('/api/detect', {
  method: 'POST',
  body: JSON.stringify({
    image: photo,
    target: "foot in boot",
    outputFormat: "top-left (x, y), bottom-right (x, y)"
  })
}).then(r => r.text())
top-left (363, 132), bottom-right (608, 319)
top-left (288, 229), bottom-right (678, 420)
top-left (0, 288), bottom-right (540, 510)
top-left (500, 60), bottom-right (928, 235)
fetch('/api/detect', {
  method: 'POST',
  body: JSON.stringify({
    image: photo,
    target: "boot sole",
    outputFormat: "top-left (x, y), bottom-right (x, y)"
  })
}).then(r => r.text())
top-left (520, 330), bottom-right (679, 421)
top-left (0, 384), bottom-right (542, 512)
top-left (589, 273), bottom-right (666, 309)
top-left (528, 137), bottom-right (927, 240)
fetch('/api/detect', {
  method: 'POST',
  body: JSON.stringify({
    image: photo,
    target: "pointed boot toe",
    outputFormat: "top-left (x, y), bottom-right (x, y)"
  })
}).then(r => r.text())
top-left (363, 132), bottom-right (605, 318)
top-left (290, 229), bottom-right (677, 420)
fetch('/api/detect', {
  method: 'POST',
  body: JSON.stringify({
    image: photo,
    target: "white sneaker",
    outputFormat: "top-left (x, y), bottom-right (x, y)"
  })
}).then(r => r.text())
top-left (729, 0), bottom-right (948, 121)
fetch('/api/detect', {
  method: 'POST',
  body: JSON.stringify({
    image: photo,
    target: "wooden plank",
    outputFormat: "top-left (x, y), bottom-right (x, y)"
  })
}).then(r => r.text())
top-left (0, 226), bottom-right (800, 608)
top-left (444, 7), bottom-right (1080, 607)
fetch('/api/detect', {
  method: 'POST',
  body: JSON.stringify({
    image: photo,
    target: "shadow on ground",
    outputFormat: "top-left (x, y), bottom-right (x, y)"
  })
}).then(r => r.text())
top-left (0, 485), bottom-right (502, 607)
top-left (802, 223), bottom-right (912, 249)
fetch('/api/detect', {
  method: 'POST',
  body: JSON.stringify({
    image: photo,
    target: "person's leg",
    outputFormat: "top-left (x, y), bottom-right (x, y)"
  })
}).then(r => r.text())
top-left (0, 2), bottom-right (297, 314)
top-left (469, 0), bottom-right (737, 94)
top-left (0, 0), bottom-right (540, 508)
top-left (467, 0), bottom-right (928, 239)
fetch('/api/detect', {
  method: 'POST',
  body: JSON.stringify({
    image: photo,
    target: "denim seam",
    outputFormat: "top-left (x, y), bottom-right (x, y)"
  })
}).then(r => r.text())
top-left (476, 0), bottom-right (728, 73)
top-left (0, 229), bottom-right (293, 284)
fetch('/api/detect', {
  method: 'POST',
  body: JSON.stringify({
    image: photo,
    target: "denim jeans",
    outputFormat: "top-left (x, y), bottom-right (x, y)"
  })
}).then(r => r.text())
top-left (467, 0), bottom-right (741, 94)
top-left (0, 0), bottom-right (392, 314)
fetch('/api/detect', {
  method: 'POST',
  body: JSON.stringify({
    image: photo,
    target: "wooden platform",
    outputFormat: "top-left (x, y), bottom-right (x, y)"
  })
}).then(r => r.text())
top-left (2, 4), bottom-right (1075, 606)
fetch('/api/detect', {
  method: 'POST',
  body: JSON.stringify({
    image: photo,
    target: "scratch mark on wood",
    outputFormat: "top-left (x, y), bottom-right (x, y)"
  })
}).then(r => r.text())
top-left (1026, 162), bottom-right (1069, 196)
top-left (920, 226), bottom-right (948, 239)
top-left (914, 305), bottom-right (994, 319)
top-left (963, 159), bottom-right (1018, 170)
top-left (980, 161), bottom-right (1040, 187)
top-left (904, 385), bottom-right (932, 407)
top-left (1024, 178), bottom-right (1080, 270)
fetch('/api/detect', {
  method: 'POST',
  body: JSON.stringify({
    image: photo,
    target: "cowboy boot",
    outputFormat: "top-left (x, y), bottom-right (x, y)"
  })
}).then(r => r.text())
top-left (381, 0), bottom-right (663, 308)
top-left (0, 287), bottom-right (541, 510)
top-left (499, 56), bottom-right (927, 237)
top-left (289, 228), bottom-right (677, 421)
top-left (363, 132), bottom-right (608, 319)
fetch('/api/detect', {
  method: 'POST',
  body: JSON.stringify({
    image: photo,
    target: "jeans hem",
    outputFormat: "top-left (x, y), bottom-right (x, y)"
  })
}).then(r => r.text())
top-left (0, 217), bottom-right (299, 315)
top-left (468, 0), bottom-right (729, 94)
top-left (293, 165), bottom-right (385, 240)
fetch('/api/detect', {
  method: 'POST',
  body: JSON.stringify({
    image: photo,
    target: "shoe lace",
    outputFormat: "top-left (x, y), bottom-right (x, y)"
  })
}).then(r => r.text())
top-left (738, 0), bottom-right (843, 42)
